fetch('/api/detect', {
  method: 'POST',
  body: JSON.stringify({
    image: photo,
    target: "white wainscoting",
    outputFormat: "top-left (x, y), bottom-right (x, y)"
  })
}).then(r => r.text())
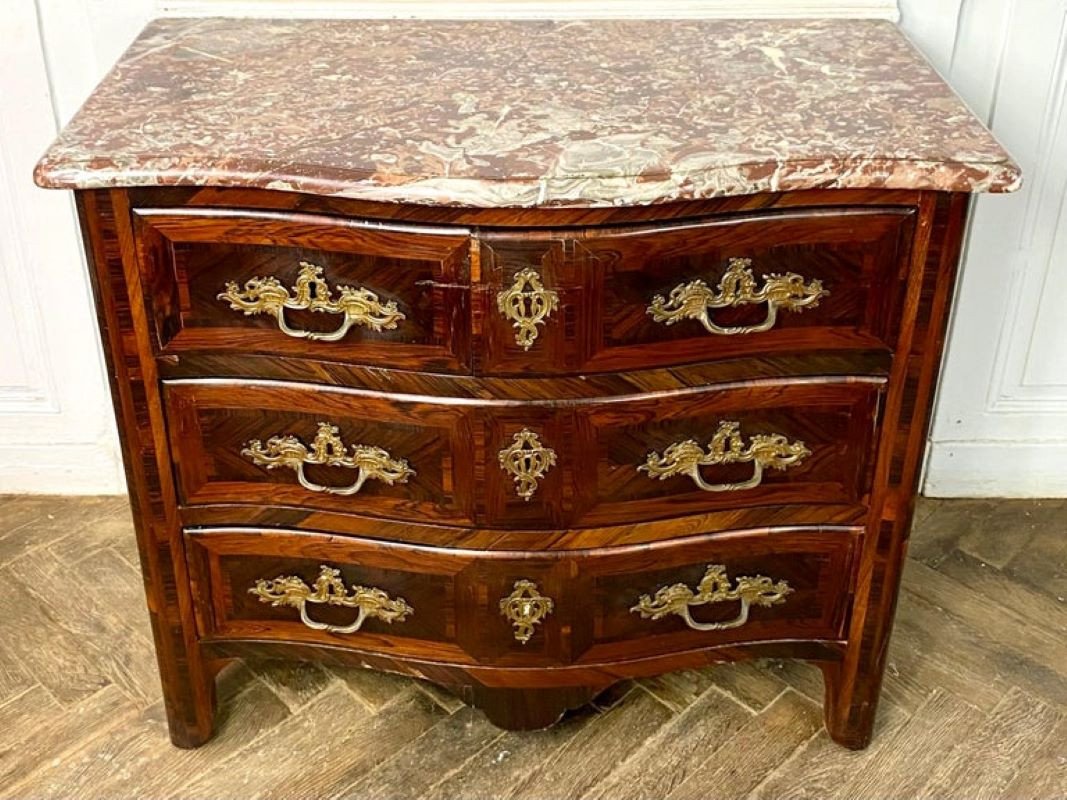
top-left (901, 0), bottom-right (1067, 496)
top-left (0, 2), bottom-right (136, 494)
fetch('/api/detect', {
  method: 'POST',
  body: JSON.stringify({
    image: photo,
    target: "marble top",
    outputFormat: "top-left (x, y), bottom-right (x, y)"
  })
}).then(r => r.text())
top-left (35, 17), bottom-right (1021, 207)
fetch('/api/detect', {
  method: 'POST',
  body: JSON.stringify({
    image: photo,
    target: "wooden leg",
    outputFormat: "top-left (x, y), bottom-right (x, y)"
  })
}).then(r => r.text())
top-left (819, 193), bottom-right (972, 751)
top-left (160, 663), bottom-right (217, 749)
top-left (141, 540), bottom-right (219, 749)
top-left (821, 660), bottom-right (881, 750)
top-left (467, 685), bottom-right (601, 731)
top-left (821, 561), bottom-right (906, 753)
top-left (78, 190), bottom-right (218, 749)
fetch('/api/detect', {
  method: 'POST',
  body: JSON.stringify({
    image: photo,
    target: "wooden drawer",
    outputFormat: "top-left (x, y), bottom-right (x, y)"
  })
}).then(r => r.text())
top-left (185, 526), bottom-right (860, 667)
top-left (578, 525), bottom-right (860, 663)
top-left (165, 380), bottom-right (477, 526)
top-left (165, 376), bottom-right (883, 528)
top-left (562, 376), bottom-right (883, 527)
top-left (132, 208), bottom-right (471, 372)
top-left (479, 207), bottom-right (914, 375)
top-left (186, 528), bottom-right (478, 665)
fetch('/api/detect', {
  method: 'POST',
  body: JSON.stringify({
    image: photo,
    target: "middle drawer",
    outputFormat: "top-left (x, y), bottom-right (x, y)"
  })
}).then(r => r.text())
top-left (164, 377), bottom-right (884, 528)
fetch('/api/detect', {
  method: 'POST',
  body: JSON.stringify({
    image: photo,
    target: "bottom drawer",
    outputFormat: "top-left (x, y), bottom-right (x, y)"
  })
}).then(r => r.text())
top-left (185, 526), bottom-right (861, 668)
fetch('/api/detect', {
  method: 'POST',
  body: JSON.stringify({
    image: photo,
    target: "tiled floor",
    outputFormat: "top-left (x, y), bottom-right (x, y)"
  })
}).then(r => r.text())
top-left (0, 496), bottom-right (1064, 799)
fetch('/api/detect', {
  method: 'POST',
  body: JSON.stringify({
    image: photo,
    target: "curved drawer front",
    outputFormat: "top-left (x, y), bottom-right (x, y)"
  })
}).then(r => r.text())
top-left (479, 207), bottom-right (913, 375)
top-left (579, 525), bottom-right (860, 663)
top-left (132, 209), bottom-right (471, 372)
top-left (567, 376), bottom-right (884, 528)
top-left (186, 529), bottom-right (473, 663)
top-left (185, 526), bottom-right (860, 667)
top-left (165, 376), bottom-right (882, 528)
top-left (164, 380), bottom-right (477, 525)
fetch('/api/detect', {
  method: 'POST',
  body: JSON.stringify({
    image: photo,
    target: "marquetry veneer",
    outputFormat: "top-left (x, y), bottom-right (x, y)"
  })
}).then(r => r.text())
top-left (71, 184), bottom-right (971, 749)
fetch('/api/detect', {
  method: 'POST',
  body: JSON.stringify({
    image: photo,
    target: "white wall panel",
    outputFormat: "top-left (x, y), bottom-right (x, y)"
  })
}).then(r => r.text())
top-left (902, 0), bottom-right (1067, 496)
top-left (35, 0), bottom-right (156, 123)
top-left (0, 1), bottom-right (136, 493)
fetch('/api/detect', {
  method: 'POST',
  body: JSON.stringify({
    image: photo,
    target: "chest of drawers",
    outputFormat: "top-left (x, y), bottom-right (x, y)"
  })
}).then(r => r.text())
top-left (36, 18), bottom-right (1019, 750)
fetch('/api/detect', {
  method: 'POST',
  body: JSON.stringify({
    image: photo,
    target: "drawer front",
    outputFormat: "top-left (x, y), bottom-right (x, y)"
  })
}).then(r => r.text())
top-left (185, 526), bottom-right (859, 667)
top-left (165, 381), bottom-right (476, 525)
top-left (566, 376), bottom-right (883, 528)
top-left (579, 525), bottom-right (860, 662)
top-left (133, 209), bottom-right (471, 372)
top-left (479, 208), bottom-right (913, 375)
top-left (166, 376), bottom-right (882, 529)
top-left (186, 529), bottom-right (478, 665)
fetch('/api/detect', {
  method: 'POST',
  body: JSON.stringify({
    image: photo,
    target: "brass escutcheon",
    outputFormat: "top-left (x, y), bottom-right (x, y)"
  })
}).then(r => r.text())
top-left (498, 428), bottom-right (557, 501)
top-left (499, 580), bottom-right (555, 644)
top-left (496, 268), bottom-right (559, 350)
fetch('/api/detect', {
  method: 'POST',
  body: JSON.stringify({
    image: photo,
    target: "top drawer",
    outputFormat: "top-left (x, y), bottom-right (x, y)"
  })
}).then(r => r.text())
top-left (479, 207), bottom-right (914, 375)
top-left (132, 209), bottom-right (471, 372)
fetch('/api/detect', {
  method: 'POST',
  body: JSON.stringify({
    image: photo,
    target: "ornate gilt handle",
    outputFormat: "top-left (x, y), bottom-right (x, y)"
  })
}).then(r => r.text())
top-left (218, 261), bottom-right (405, 342)
top-left (497, 268), bottom-right (559, 350)
top-left (638, 420), bottom-right (809, 493)
top-left (499, 580), bottom-right (554, 644)
top-left (242, 421), bottom-right (415, 496)
top-left (632, 564), bottom-right (792, 631)
top-left (250, 565), bottom-right (414, 635)
top-left (647, 257), bottom-right (827, 336)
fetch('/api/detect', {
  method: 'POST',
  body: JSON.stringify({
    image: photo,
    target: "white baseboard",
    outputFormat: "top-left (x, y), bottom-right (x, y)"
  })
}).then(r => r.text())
top-left (0, 443), bottom-right (126, 495)
top-left (923, 441), bottom-right (1067, 498)
top-left (159, 0), bottom-right (900, 20)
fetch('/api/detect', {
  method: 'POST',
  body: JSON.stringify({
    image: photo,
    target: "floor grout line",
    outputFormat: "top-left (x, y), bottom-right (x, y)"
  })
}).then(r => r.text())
top-left (413, 729), bottom-right (510, 800)
top-left (743, 726), bottom-right (825, 800)
top-left (0, 693), bottom-right (143, 800)
top-left (0, 682), bottom-right (46, 713)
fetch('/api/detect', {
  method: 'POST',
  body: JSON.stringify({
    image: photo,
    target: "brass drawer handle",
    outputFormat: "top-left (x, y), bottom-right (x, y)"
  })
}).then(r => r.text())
top-left (498, 428), bottom-right (557, 501)
top-left (250, 565), bottom-right (414, 635)
top-left (242, 421), bottom-right (415, 496)
top-left (647, 257), bottom-right (826, 336)
top-left (500, 580), bottom-right (554, 644)
top-left (497, 268), bottom-right (559, 350)
top-left (218, 261), bottom-right (405, 342)
top-left (632, 564), bottom-right (792, 631)
top-left (638, 420), bottom-right (809, 493)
